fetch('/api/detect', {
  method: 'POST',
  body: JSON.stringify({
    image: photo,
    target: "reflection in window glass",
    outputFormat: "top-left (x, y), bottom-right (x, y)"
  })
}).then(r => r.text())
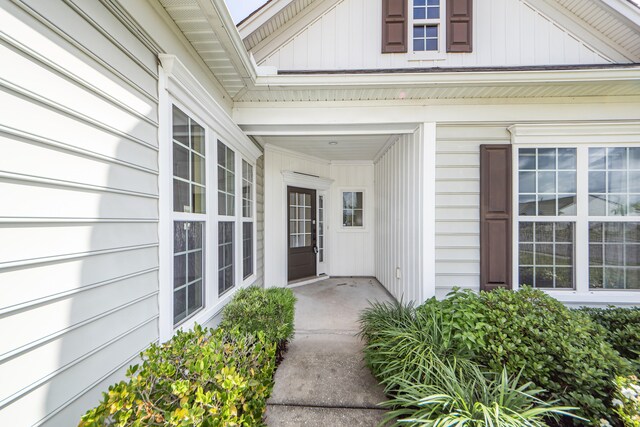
top-left (519, 222), bottom-right (574, 289)
top-left (342, 191), bottom-right (364, 227)
top-left (242, 161), bottom-right (253, 218)
top-left (518, 148), bottom-right (577, 216)
top-left (172, 106), bottom-right (205, 213)
top-left (218, 141), bottom-right (235, 216)
top-left (589, 147), bottom-right (640, 216)
top-left (173, 221), bottom-right (204, 325)
top-left (218, 222), bottom-right (234, 295)
top-left (243, 222), bottom-right (253, 279)
top-left (589, 222), bottom-right (640, 289)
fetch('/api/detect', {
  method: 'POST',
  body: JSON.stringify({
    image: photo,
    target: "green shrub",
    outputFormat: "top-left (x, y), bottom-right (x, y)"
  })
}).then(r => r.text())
top-left (381, 364), bottom-right (579, 427)
top-left (612, 375), bottom-right (640, 427)
top-left (220, 287), bottom-right (296, 359)
top-left (79, 325), bottom-right (275, 427)
top-left (359, 300), bottom-right (579, 427)
top-left (418, 287), bottom-right (631, 424)
top-left (577, 307), bottom-right (640, 369)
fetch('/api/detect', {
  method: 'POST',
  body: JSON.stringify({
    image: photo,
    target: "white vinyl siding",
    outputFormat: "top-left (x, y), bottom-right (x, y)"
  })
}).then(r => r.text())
top-left (434, 125), bottom-right (511, 298)
top-left (256, 0), bottom-right (612, 71)
top-left (0, 1), bottom-right (159, 426)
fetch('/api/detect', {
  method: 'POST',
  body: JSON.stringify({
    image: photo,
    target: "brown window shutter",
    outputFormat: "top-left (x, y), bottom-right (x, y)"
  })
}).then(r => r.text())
top-left (447, 0), bottom-right (472, 52)
top-left (382, 0), bottom-right (407, 53)
top-left (480, 145), bottom-right (512, 292)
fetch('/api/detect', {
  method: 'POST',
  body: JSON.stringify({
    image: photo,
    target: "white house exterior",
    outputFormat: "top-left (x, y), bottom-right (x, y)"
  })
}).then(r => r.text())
top-left (0, 0), bottom-right (639, 425)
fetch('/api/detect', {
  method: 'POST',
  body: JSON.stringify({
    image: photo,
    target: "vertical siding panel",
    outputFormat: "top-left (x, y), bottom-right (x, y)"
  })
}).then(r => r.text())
top-left (255, 0), bottom-right (612, 70)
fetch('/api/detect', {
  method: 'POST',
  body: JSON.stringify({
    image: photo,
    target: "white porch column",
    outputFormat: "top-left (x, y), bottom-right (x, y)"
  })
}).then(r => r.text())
top-left (422, 122), bottom-right (437, 301)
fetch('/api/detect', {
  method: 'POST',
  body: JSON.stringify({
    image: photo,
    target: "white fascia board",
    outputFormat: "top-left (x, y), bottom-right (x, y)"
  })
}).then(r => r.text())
top-left (529, 0), bottom-right (634, 62)
top-left (509, 122), bottom-right (640, 145)
top-left (238, 0), bottom-right (294, 37)
top-left (241, 123), bottom-right (420, 136)
top-left (254, 67), bottom-right (640, 89)
top-left (600, 0), bottom-right (640, 30)
top-left (197, 0), bottom-right (259, 83)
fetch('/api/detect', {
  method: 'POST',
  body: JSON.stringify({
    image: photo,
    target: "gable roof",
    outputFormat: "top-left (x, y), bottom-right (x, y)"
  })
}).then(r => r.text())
top-left (239, 0), bottom-right (640, 64)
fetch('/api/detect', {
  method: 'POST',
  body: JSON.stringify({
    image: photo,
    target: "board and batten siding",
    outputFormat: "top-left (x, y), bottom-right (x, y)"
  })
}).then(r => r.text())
top-left (434, 125), bottom-right (510, 298)
top-left (255, 0), bottom-right (612, 70)
top-left (0, 0), bottom-right (159, 425)
top-left (374, 125), bottom-right (435, 304)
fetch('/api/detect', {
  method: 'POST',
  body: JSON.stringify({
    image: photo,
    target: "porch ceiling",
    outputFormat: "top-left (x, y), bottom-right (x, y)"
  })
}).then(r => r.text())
top-left (255, 134), bottom-right (397, 161)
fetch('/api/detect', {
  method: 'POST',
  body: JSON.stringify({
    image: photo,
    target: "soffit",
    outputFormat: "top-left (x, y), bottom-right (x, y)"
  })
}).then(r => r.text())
top-left (552, 0), bottom-right (640, 60)
top-left (158, 0), bottom-right (254, 98)
top-left (238, 66), bottom-right (640, 102)
top-left (239, 0), bottom-right (318, 50)
top-left (257, 134), bottom-right (393, 160)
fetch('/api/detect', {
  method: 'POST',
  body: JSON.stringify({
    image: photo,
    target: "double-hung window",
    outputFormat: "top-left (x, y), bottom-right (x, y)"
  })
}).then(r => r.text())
top-left (218, 141), bottom-right (235, 296)
top-left (412, 0), bottom-right (443, 53)
top-left (242, 160), bottom-right (254, 279)
top-left (516, 145), bottom-right (640, 292)
top-left (172, 106), bottom-right (206, 325)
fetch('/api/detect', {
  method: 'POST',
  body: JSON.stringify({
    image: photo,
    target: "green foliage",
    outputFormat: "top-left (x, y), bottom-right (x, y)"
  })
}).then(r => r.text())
top-left (577, 307), bottom-right (640, 369)
top-left (612, 375), bottom-right (640, 427)
top-left (220, 286), bottom-right (296, 347)
top-left (416, 287), bottom-right (632, 424)
top-left (359, 300), bottom-right (580, 427)
top-left (79, 325), bottom-right (275, 427)
top-left (381, 364), bottom-right (579, 427)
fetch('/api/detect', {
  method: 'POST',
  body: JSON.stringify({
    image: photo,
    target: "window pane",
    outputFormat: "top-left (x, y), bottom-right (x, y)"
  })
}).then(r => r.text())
top-left (589, 147), bottom-right (638, 217)
top-left (608, 147), bottom-right (627, 169)
top-left (218, 222), bottom-right (234, 295)
top-left (518, 222), bottom-right (574, 289)
top-left (519, 148), bottom-right (575, 217)
top-left (355, 192), bottom-right (363, 209)
top-left (427, 6), bottom-right (439, 19)
top-left (425, 26), bottom-right (438, 38)
top-left (191, 123), bottom-right (205, 155)
top-left (243, 222), bottom-right (254, 279)
top-left (172, 106), bottom-right (189, 146)
top-left (173, 288), bottom-right (186, 324)
top-left (425, 39), bottom-right (438, 51)
top-left (589, 222), bottom-right (640, 290)
top-left (173, 179), bottom-right (190, 213)
top-left (191, 153), bottom-right (205, 184)
top-left (589, 148), bottom-right (606, 170)
top-left (173, 144), bottom-right (189, 180)
top-left (414, 7), bottom-right (426, 19)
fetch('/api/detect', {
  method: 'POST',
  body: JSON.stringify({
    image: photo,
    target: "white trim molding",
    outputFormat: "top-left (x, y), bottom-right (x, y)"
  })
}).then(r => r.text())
top-left (159, 54), bottom-right (262, 162)
top-left (282, 170), bottom-right (333, 190)
top-left (509, 122), bottom-right (640, 145)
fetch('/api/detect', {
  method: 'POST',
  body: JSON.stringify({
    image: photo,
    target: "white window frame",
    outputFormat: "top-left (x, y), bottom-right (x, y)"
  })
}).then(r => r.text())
top-left (241, 159), bottom-right (256, 281)
top-left (408, 0), bottom-right (447, 61)
top-left (158, 55), bottom-right (260, 341)
top-left (340, 189), bottom-right (367, 231)
top-left (509, 123), bottom-right (640, 305)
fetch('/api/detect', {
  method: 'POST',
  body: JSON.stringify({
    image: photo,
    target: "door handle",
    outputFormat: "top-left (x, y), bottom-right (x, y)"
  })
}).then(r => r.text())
top-left (313, 245), bottom-right (319, 254)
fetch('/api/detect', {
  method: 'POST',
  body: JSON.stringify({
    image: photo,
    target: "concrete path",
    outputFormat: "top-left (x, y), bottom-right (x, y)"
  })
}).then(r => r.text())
top-left (265, 277), bottom-right (394, 426)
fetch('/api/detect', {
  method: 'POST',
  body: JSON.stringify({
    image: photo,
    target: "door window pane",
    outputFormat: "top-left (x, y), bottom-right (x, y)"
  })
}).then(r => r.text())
top-left (290, 191), bottom-right (313, 247)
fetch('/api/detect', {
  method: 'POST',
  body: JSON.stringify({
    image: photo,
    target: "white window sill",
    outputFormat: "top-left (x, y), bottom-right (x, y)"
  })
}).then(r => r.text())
top-left (407, 52), bottom-right (447, 62)
top-left (542, 289), bottom-right (640, 306)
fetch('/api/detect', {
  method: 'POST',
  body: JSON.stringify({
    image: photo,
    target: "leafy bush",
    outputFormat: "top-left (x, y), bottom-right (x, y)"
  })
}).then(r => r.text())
top-left (417, 287), bottom-right (632, 424)
top-left (612, 375), bottom-right (640, 427)
top-left (220, 287), bottom-right (296, 360)
top-left (79, 325), bottom-right (275, 427)
top-left (359, 301), bottom-right (580, 427)
top-left (577, 307), bottom-right (640, 369)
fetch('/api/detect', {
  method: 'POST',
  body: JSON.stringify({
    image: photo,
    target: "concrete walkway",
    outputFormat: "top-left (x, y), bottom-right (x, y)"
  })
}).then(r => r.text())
top-left (265, 277), bottom-right (394, 426)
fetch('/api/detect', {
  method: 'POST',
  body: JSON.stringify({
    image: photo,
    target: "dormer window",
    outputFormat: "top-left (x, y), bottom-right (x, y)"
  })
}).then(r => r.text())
top-left (412, 0), bottom-right (443, 53)
top-left (381, 0), bottom-right (473, 54)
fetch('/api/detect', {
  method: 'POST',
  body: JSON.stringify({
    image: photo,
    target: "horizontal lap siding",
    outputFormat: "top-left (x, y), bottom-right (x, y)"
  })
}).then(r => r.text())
top-left (374, 128), bottom-right (425, 304)
top-left (435, 126), bottom-right (509, 298)
top-left (0, 1), bottom-right (159, 426)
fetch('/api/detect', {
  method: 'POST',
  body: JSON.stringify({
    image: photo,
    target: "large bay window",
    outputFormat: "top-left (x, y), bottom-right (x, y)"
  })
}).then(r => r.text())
top-left (516, 144), bottom-right (640, 292)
